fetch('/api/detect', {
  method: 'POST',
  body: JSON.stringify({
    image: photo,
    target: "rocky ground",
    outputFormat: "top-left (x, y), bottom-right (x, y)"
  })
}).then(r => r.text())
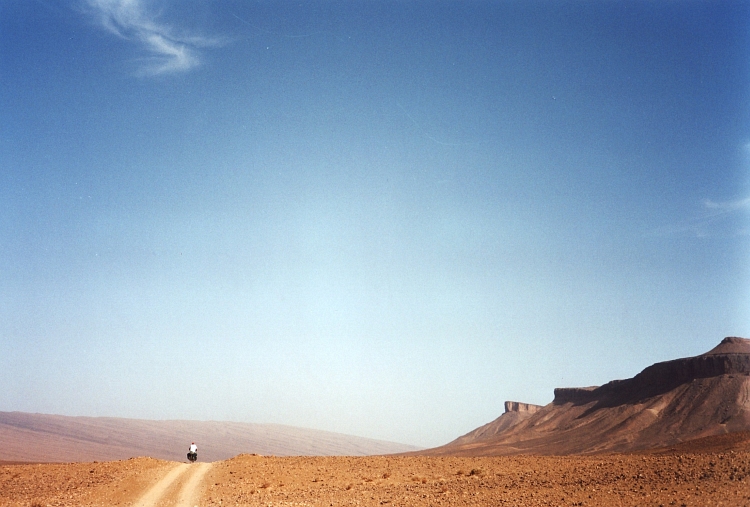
top-left (202, 453), bottom-right (750, 507)
top-left (3, 449), bottom-right (748, 507)
top-left (0, 457), bottom-right (171, 506)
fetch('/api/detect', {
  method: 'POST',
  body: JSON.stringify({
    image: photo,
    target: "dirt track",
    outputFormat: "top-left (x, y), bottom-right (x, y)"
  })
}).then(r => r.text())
top-left (177, 463), bottom-right (212, 506)
top-left (0, 458), bottom-right (211, 507)
top-left (132, 462), bottom-right (211, 507)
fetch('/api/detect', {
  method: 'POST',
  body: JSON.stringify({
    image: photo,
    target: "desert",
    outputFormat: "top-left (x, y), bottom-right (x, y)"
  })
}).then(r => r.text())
top-left (2, 337), bottom-right (750, 506)
top-left (3, 441), bottom-right (750, 507)
top-left (0, 412), bottom-right (419, 463)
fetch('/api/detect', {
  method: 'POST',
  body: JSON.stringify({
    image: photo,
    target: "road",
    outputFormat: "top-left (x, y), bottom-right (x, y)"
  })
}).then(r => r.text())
top-left (133, 462), bottom-right (212, 507)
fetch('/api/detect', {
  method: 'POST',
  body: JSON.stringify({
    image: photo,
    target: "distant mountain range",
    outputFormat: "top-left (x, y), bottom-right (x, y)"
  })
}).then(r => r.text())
top-left (0, 412), bottom-right (421, 463)
top-left (423, 336), bottom-right (750, 455)
top-left (8, 337), bottom-right (750, 462)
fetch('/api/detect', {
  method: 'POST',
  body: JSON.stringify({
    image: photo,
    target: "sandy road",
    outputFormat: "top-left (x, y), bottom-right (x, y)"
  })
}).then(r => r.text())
top-left (133, 462), bottom-right (212, 507)
top-left (175, 462), bottom-right (212, 507)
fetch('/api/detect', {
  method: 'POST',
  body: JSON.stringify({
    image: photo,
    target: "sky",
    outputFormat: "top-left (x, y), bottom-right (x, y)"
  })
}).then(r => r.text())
top-left (1, 0), bottom-right (749, 448)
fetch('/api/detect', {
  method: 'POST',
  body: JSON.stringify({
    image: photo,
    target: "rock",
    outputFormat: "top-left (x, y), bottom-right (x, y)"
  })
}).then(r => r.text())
top-left (423, 337), bottom-right (750, 455)
top-left (504, 402), bottom-right (543, 414)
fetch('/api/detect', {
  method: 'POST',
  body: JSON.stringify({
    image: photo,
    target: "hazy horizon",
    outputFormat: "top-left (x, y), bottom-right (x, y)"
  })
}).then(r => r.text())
top-left (1, 0), bottom-right (749, 448)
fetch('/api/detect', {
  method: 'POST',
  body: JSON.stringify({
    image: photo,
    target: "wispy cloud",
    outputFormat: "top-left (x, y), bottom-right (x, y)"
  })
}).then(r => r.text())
top-left (689, 196), bottom-right (749, 238)
top-left (698, 197), bottom-right (750, 237)
top-left (702, 197), bottom-right (750, 214)
top-left (650, 196), bottom-right (750, 238)
top-left (85, 0), bottom-right (217, 75)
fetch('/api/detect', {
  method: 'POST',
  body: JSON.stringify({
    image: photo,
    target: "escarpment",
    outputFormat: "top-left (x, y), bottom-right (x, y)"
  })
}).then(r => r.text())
top-left (552, 386), bottom-right (598, 404)
top-left (422, 337), bottom-right (750, 456)
top-left (552, 337), bottom-right (750, 408)
top-left (446, 401), bottom-right (544, 446)
top-left (504, 401), bottom-right (543, 414)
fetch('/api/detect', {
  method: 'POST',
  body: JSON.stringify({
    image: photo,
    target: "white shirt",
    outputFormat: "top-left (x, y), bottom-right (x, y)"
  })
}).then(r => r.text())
top-left (189, 444), bottom-right (197, 453)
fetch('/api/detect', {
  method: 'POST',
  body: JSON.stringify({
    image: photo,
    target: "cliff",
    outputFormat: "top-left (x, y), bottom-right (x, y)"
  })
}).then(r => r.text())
top-left (447, 400), bottom-right (544, 446)
top-left (552, 337), bottom-right (750, 408)
top-left (421, 337), bottom-right (750, 456)
top-left (504, 401), bottom-right (544, 414)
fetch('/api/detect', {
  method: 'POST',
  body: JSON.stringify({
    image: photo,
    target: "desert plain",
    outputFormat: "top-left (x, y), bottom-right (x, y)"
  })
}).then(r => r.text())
top-left (4, 337), bottom-right (750, 506)
top-left (2, 432), bottom-right (750, 507)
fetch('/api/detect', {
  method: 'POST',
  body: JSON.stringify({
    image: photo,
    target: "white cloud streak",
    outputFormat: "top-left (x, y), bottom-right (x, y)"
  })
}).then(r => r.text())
top-left (702, 197), bottom-right (750, 214)
top-left (692, 196), bottom-right (750, 237)
top-left (86, 0), bottom-right (215, 75)
top-left (651, 196), bottom-right (750, 238)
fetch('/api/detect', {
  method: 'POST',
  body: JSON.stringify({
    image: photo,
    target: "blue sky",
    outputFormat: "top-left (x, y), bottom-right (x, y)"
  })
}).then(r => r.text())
top-left (1, 0), bottom-right (749, 448)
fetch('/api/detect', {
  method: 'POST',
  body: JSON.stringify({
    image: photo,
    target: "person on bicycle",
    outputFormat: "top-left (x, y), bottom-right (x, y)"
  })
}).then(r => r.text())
top-left (187, 442), bottom-right (198, 462)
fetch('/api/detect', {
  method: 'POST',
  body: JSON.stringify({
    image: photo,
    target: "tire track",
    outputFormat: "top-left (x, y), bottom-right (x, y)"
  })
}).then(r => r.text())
top-left (176, 463), bottom-right (212, 507)
top-left (132, 462), bottom-right (212, 507)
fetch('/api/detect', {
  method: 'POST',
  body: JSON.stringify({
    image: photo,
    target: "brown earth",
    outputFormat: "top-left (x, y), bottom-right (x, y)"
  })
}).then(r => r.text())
top-left (0, 412), bottom-right (420, 463)
top-left (428, 337), bottom-right (750, 456)
top-left (643, 431), bottom-right (750, 455)
top-left (0, 457), bottom-right (171, 507)
top-left (2, 436), bottom-right (750, 507)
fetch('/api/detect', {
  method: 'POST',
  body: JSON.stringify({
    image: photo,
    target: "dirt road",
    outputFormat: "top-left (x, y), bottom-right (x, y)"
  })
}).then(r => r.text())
top-left (176, 463), bottom-right (212, 507)
top-left (134, 462), bottom-right (212, 507)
